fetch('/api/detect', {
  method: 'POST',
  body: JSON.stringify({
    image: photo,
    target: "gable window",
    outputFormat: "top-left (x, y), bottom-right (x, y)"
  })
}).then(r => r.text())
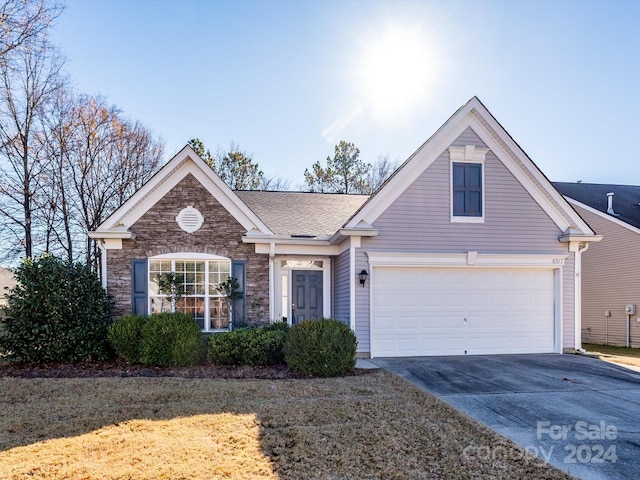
top-left (453, 162), bottom-right (482, 217)
top-left (449, 145), bottom-right (488, 223)
top-left (148, 254), bottom-right (231, 331)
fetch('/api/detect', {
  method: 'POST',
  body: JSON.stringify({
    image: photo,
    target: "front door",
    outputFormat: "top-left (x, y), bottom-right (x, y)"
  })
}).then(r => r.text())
top-left (291, 270), bottom-right (323, 324)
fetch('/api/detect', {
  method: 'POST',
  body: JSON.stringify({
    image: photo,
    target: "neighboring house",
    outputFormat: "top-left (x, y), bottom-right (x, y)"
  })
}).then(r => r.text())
top-left (554, 182), bottom-right (640, 347)
top-left (0, 266), bottom-right (16, 320)
top-left (90, 97), bottom-right (600, 358)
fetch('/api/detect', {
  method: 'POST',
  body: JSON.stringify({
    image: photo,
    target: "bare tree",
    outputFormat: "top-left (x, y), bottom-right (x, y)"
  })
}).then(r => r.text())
top-left (364, 155), bottom-right (398, 194)
top-left (38, 86), bottom-right (77, 261)
top-left (0, 36), bottom-right (66, 260)
top-left (66, 95), bottom-right (163, 269)
top-left (0, 0), bottom-right (63, 58)
top-left (259, 175), bottom-right (291, 191)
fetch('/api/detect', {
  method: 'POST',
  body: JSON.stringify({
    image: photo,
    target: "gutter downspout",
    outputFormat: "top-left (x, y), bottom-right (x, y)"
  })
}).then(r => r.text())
top-left (573, 242), bottom-right (589, 353)
top-left (349, 240), bottom-right (356, 332)
top-left (627, 314), bottom-right (631, 348)
top-left (269, 242), bottom-right (275, 323)
top-left (97, 240), bottom-right (107, 289)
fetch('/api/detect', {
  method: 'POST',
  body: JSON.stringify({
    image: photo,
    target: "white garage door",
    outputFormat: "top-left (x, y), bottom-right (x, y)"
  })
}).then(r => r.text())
top-left (371, 267), bottom-right (556, 357)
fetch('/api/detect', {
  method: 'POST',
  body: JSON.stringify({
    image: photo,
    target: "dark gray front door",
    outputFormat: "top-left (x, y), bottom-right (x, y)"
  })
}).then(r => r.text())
top-left (291, 270), bottom-right (323, 324)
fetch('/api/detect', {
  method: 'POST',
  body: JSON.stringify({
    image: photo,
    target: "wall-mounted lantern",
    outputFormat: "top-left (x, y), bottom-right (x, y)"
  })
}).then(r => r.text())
top-left (359, 269), bottom-right (369, 287)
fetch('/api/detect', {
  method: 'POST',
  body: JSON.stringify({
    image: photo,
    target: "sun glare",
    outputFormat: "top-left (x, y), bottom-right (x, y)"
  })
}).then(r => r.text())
top-left (356, 24), bottom-right (438, 125)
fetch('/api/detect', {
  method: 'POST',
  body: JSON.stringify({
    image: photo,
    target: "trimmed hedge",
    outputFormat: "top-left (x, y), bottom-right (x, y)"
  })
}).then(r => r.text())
top-left (140, 313), bottom-right (205, 367)
top-left (108, 314), bottom-right (148, 363)
top-left (0, 254), bottom-right (112, 363)
top-left (284, 319), bottom-right (357, 377)
top-left (208, 322), bottom-right (289, 366)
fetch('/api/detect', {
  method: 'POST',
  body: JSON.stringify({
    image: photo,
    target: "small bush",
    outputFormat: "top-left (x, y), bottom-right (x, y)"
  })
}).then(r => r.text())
top-left (0, 254), bottom-right (112, 363)
top-left (108, 314), bottom-right (148, 363)
top-left (284, 319), bottom-right (357, 377)
top-left (208, 324), bottom-right (289, 366)
top-left (262, 321), bottom-right (290, 333)
top-left (140, 313), bottom-right (205, 367)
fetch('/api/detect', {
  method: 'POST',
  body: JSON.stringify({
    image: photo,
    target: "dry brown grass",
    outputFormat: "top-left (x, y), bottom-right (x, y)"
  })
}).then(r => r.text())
top-left (583, 343), bottom-right (640, 368)
top-left (0, 372), bottom-right (573, 479)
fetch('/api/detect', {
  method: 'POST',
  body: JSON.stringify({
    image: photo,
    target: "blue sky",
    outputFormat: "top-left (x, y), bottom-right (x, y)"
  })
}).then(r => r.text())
top-left (50, 0), bottom-right (640, 188)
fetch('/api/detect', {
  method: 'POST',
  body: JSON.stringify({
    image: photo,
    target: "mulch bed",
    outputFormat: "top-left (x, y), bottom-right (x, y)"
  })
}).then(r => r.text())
top-left (0, 360), bottom-right (372, 379)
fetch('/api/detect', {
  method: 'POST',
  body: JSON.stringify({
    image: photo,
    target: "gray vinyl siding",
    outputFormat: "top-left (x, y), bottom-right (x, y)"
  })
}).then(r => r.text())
top-left (452, 126), bottom-right (486, 148)
top-left (573, 205), bottom-right (640, 347)
top-left (355, 127), bottom-right (573, 354)
top-left (332, 249), bottom-right (350, 325)
top-left (366, 128), bottom-right (566, 254)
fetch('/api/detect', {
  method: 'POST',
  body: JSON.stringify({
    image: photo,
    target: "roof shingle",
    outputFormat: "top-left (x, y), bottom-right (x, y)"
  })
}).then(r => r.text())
top-left (554, 182), bottom-right (640, 229)
top-left (235, 191), bottom-right (369, 237)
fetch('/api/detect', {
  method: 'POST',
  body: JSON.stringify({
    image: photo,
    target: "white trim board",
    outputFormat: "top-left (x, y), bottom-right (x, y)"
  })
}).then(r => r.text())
top-left (366, 251), bottom-right (568, 268)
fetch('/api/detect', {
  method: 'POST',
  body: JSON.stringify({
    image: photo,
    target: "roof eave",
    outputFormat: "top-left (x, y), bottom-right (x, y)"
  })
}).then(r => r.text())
top-left (558, 234), bottom-right (602, 243)
top-left (88, 230), bottom-right (136, 240)
top-left (242, 235), bottom-right (332, 246)
top-left (330, 228), bottom-right (380, 244)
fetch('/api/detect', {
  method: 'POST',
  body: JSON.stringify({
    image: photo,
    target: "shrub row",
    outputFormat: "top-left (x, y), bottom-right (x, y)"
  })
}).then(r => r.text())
top-left (208, 322), bottom-right (289, 366)
top-left (109, 313), bottom-right (205, 367)
top-left (207, 318), bottom-right (357, 377)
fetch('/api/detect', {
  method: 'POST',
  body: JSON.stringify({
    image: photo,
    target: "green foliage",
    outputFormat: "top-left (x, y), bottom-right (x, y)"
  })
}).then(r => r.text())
top-left (217, 148), bottom-right (264, 190)
top-left (304, 140), bottom-right (371, 194)
top-left (155, 271), bottom-right (185, 309)
top-left (188, 138), bottom-right (215, 167)
top-left (0, 254), bottom-right (112, 363)
top-left (208, 324), bottom-right (289, 366)
top-left (262, 320), bottom-right (290, 333)
top-left (284, 319), bottom-right (357, 377)
top-left (108, 314), bottom-right (148, 363)
top-left (217, 277), bottom-right (243, 301)
top-left (140, 313), bottom-right (205, 367)
top-left (187, 139), bottom-right (264, 190)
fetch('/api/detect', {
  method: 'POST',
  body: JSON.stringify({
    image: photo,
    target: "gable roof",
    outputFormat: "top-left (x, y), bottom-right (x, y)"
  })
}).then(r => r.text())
top-left (343, 96), bottom-right (596, 240)
top-left (91, 145), bottom-right (368, 243)
top-left (91, 146), bottom-right (273, 238)
top-left (236, 191), bottom-right (368, 238)
top-left (554, 182), bottom-right (640, 230)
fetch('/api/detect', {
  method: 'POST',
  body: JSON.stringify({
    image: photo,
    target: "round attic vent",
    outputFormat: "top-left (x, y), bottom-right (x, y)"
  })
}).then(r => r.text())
top-left (176, 206), bottom-right (204, 233)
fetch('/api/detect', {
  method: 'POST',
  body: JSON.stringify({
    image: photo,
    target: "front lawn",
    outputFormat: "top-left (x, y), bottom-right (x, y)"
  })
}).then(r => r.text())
top-left (583, 342), bottom-right (640, 368)
top-left (0, 371), bottom-right (571, 479)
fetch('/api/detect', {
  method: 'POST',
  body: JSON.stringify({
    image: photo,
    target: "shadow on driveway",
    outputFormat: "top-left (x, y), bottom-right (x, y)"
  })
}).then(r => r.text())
top-left (373, 354), bottom-right (640, 480)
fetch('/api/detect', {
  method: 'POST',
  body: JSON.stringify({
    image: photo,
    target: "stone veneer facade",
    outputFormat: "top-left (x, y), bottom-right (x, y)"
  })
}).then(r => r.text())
top-left (106, 173), bottom-right (270, 324)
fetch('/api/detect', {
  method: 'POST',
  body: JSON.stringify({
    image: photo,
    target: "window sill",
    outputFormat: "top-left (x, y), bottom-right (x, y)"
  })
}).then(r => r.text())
top-left (450, 216), bottom-right (485, 224)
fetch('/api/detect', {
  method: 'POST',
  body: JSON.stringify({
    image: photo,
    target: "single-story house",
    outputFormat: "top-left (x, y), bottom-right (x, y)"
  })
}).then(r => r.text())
top-left (554, 182), bottom-right (640, 347)
top-left (90, 97), bottom-right (601, 358)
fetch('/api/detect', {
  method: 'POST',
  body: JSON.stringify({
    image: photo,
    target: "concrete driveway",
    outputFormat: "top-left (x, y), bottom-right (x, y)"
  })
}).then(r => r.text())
top-left (372, 354), bottom-right (640, 480)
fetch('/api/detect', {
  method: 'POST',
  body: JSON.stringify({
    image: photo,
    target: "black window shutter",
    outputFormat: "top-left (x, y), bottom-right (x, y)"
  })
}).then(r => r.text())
top-left (131, 259), bottom-right (148, 316)
top-left (231, 260), bottom-right (246, 327)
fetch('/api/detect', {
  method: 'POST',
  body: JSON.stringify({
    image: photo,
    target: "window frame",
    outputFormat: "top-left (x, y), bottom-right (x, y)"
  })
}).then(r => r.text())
top-left (148, 253), bottom-right (231, 332)
top-left (449, 145), bottom-right (488, 224)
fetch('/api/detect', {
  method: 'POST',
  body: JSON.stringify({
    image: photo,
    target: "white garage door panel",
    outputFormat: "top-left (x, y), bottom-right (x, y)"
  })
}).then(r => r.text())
top-left (371, 267), bottom-right (555, 357)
